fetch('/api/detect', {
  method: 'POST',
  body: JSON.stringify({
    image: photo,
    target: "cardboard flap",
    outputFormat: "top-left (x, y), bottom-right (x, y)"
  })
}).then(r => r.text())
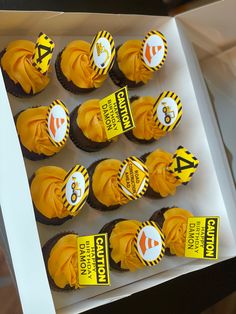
top-left (0, 69), bottom-right (55, 314)
top-left (176, 0), bottom-right (236, 58)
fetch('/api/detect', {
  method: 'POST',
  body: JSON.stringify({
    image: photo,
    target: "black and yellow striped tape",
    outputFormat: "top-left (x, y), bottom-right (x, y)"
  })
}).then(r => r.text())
top-left (134, 221), bottom-right (165, 267)
top-left (140, 30), bottom-right (168, 72)
top-left (61, 164), bottom-right (89, 214)
top-left (117, 156), bottom-right (149, 201)
top-left (153, 91), bottom-right (182, 132)
top-left (89, 30), bottom-right (115, 75)
top-left (46, 100), bottom-right (70, 148)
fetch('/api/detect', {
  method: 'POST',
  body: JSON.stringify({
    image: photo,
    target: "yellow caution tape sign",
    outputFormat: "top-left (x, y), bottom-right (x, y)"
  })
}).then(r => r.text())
top-left (100, 86), bottom-right (135, 139)
top-left (77, 233), bottom-right (110, 286)
top-left (185, 217), bottom-right (219, 259)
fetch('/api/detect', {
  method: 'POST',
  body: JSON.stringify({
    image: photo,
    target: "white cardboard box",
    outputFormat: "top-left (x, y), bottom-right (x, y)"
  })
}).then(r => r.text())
top-left (0, 1), bottom-right (236, 313)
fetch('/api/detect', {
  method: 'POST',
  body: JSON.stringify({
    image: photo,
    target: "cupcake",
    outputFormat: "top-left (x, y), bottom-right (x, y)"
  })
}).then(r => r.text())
top-left (125, 96), bottom-right (166, 144)
top-left (30, 166), bottom-right (85, 225)
top-left (150, 207), bottom-right (193, 256)
top-left (100, 219), bottom-right (145, 271)
top-left (15, 102), bottom-right (69, 161)
top-left (55, 40), bottom-right (108, 94)
top-left (42, 232), bottom-right (80, 291)
top-left (109, 30), bottom-right (167, 88)
top-left (87, 159), bottom-right (129, 211)
top-left (141, 149), bottom-right (181, 198)
top-left (70, 99), bottom-right (114, 152)
top-left (0, 40), bottom-right (50, 97)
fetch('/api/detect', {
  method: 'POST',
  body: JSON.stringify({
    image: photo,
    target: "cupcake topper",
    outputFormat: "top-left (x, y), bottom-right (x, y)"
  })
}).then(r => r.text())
top-left (32, 32), bottom-right (55, 75)
top-left (117, 156), bottom-right (149, 201)
top-left (77, 233), bottom-right (110, 286)
top-left (99, 86), bottom-right (135, 139)
top-left (61, 165), bottom-right (89, 215)
top-left (46, 100), bottom-right (70, 147)
top-left (153, 91), bottom-right (182, 132)
top-left (167, 146), bottom-right (199, 185)
top-left (140, 30), bottom-right (168, 72)
top-left (134, 221), bottom-right (165, 266)
top-left (89, 30), bottom-right (115, 75)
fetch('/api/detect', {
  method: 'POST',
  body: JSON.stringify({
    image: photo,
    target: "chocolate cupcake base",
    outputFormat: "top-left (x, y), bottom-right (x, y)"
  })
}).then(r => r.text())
top-left (55, 51), bottom-right (96, 94)
top-left (140, 153), bottom-right (162, 199)
top-left (87, 159), bottom-right (121, 211)
top-left (109, 46), bottom-right (145, 89)
top-left (29, 175), bottom-right (73, 226)
top-left (149, 207), bottom-right (174, 256)
top-left (14, 111), bottom-right (54, 161)
top-left (0, 49), bottom-right (42, 98)
top-left (99, 218), bottom-right (127, 271)
top-left (70, 106), bottom-right (112, 152)
top-left (42, 232), bottom-right (78, 291)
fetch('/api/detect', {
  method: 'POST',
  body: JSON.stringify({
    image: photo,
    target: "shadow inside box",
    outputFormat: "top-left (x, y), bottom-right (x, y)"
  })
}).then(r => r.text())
top-left (0, 0), bottom-right (168, 15)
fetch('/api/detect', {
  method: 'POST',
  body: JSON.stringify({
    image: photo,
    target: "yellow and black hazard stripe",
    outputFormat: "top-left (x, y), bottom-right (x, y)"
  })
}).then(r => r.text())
top-left (134, 221), bottom-right (165, 267)
top-left (153, 91), bottom-right (182, 132)
top-left (46, 100), bottom-right (70, 148)
top-left (61, 165), bottom-right (89, 214)
top-left (117, 156), bottom-right (149, 201)
top-left (140, 30), bottom-right (168, 72)
top-left (89, 30), bottom-right (115, 75)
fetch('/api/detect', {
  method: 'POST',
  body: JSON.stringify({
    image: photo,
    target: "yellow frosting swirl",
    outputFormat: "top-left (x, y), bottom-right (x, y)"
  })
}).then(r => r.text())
top-left (48, 234), bottom-right (79, 289)
top-left (1, 40), bottom-right (50, 94)
top-left (92, 159), bottom-right (129, 207)
top-left (60, 40), bottom-right (107, 89)
top-left (30, 166), bottom-right (73, 219)
top-left (77, 99), bottom-right (108, 142)
top-left (145, 149), bottom-right (181, 197)
top-left (131, 97), bottom-right (166, 140)
top-left (110, 220), bottom-right (144, 271)
top-left (162, 208), bottom-right (193, 256)
top-left (117, 40), bottom-right (153, 84)
top-left (16, 106), bottom-right (62, 156)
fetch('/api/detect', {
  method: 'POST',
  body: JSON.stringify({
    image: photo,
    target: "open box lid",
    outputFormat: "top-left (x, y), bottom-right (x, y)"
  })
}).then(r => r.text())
top-left (0, 2), bottom-right (236, 314)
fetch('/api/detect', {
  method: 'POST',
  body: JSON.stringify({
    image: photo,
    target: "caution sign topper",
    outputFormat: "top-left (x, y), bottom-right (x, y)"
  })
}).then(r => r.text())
top-left (134, 221), bottom-right (165, 266)
top-left (100, 86), bottom-right (135, 140)
top-left (61, 165), bottom-right (89, 215)
top-left (46, 100), bottom-right (70, 147)
top-left (140, 30), bottom-right (168, 72)
top-left (167, 146), bottom-right (199, 185)
top-left (153, 91), bottom-right (182, 132)
top-left (77, 233), bottom-right (110, 286)
top-left (117, 156), bottom-right (149, 201)
top-left (89, 30), bottom-right (115, 75)
top-left (32, 32), bottom-right (55, 75)
top-left (185, 217), bottom-right (219, 260)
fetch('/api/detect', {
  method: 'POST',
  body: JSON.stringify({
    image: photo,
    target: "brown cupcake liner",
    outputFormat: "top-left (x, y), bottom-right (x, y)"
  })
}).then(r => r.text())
top-left (149, 207), bottom-right (175, 256)
top-left (99, 218), bottom-right (128, 272)
top-left (109, 45), bottom-right (145, 89)
top-left (0, 49), bottom-right (44, 98)
top-left (29, 174), bottom-right (73, 226)
top-left (55, 50), bottom-right (96, 94)
top-left (69, 105), bottom-right (112, 152)
top-left (124, 96), bottom-right (156, 144)
top-left (14, 110), bottom-right (56, 161)
top-left (87, 159), bottom-right (121, 211)
top-left (140, 152), bottom-right (163, 199)
top-left (42, 232), bottom-right (79, 291)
